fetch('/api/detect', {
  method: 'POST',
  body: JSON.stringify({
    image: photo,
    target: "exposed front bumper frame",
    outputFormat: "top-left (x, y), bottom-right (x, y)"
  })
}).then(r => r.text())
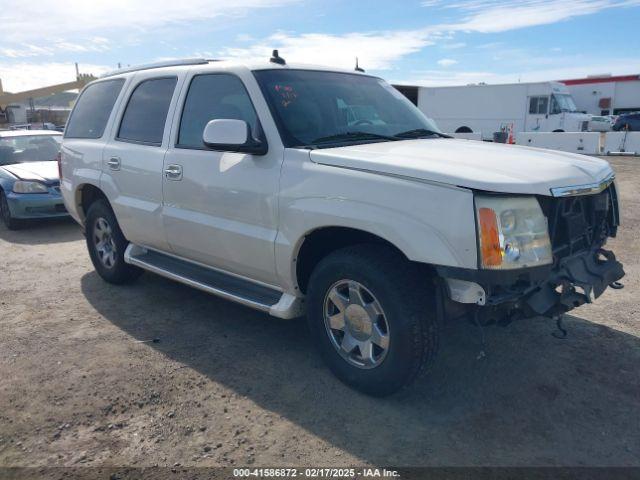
top-left (438, 247), bottom-right (625, 318)
top-left (525, 248), bottom-right (624, 316)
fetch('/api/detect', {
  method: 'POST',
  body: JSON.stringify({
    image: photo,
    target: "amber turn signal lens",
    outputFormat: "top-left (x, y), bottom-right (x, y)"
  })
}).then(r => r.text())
top-left (478, 207), bottom-right (502, 267)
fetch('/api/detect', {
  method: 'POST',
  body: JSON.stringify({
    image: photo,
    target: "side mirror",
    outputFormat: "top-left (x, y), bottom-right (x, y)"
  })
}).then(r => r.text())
top-left (202, 119), bottom-right (267, 155)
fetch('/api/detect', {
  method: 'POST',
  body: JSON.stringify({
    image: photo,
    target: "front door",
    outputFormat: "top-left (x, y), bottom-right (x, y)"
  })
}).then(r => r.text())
top-left (525, 95), bottom-right (549, 131)
top-left (161, 73), bottom-right (282, 285)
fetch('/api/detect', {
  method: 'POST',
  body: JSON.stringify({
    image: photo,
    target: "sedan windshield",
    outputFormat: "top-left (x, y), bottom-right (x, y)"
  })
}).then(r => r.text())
top-left (253, 70), bottom-right (443, 148)
top-left (0, 135), bottom-right (61, 166)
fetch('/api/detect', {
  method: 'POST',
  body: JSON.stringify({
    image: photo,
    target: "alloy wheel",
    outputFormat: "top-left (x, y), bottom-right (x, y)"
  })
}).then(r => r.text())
top-left (93, 217), bottom-right (117, 269)
top-left (323, 279), bottom-right (390, 369)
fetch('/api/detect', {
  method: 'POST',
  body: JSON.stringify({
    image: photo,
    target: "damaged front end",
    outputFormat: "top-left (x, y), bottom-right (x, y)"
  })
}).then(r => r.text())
top-left (527, 180), bottom-right (625, 317)
top-left (439, 181), bottom-right (625, 324)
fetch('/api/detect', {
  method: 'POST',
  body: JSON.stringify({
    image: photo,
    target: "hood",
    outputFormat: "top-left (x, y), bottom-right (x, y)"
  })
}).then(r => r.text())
top-left (309, 138), bottom-right (613, 196)
top-left (1, 161), bottom-right (59, 183)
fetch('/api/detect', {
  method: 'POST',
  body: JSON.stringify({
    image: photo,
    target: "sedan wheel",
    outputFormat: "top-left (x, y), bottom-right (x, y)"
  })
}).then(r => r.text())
top-left (0, 190), bottom-right (20, 230)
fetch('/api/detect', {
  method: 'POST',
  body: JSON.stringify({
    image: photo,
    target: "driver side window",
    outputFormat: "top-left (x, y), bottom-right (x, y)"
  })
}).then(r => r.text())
top-left (178, 74), bottom-right (259, 149)
top-left (529, 96), bottom-right (548, 115)
top-left (550, 95), bottom-right (561, 115)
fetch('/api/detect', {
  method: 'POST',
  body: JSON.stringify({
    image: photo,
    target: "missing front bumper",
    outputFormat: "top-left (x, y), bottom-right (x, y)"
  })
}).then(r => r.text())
top-left (525, 248), bottom-right (625, 316)
top-left (439, 247), bottom-right (625, 321)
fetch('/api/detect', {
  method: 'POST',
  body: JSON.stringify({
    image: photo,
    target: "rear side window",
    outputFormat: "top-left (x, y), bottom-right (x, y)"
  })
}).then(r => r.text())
top-left (65, 79), bottom-right (124, 139)
top-left (178, 74), bottom-right (259, 149)
top-left (117, 77), bottom-right (177, 146)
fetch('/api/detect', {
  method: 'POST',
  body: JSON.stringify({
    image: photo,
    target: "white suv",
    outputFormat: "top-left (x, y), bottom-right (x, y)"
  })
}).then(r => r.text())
top-left (60, 55), bottom-right (624, 396)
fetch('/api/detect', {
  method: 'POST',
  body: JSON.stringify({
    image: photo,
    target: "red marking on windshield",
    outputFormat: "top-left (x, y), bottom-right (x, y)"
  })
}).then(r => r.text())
top-left (275, 84), bottom-right (297, 107)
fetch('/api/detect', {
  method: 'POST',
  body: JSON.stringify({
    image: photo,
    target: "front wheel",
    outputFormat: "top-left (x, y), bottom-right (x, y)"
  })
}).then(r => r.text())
top-left (0, 190), bottom-right (21, 230)
top-left (85, 199), bottom-right (143, 284)
top-left (306, 245), bottom-right (439, 396)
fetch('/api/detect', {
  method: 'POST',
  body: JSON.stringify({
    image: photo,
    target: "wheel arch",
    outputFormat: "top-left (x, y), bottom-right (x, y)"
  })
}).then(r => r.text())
top-left (76, 183), bottom-right (110, 223)
top-left (294, 226), bottom-right (434, 294)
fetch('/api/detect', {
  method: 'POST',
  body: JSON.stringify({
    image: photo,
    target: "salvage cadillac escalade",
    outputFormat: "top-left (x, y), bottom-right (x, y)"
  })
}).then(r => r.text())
top-left (60, 53), bottom-right (625, 396)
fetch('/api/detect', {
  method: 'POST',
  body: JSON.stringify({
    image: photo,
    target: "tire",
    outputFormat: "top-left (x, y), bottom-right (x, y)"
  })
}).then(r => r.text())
top-left (552, 129), bottom-right (565, 133)
top-left (0, 189), bottom-right (21, 230)
top-left (85, 199), bottom-right (143, 284)
top-left (455, 126), bottom-right (473, 133)
top-left (306, 245), bottom-right (439, 396)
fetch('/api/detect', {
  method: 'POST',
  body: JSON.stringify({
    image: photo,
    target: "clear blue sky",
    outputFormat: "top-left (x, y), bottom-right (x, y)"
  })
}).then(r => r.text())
top-left (0, 0), bottom-right (638, 91)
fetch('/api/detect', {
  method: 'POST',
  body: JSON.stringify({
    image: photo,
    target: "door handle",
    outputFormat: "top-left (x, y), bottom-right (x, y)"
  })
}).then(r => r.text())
top-left (164, 164), bottom-right (183, 180)
top-left (107, 157), bottom-right (121, 171)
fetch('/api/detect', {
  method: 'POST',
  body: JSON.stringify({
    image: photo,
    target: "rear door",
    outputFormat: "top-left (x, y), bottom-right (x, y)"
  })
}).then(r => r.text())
top-left (101, 72), bottom-right (182, 251)
top-left (61, 78), bottom-right (127, 223)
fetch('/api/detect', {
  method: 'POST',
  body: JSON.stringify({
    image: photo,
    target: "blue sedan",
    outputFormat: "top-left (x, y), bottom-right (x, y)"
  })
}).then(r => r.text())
top-left (0, 130), bottom-right (68, 230)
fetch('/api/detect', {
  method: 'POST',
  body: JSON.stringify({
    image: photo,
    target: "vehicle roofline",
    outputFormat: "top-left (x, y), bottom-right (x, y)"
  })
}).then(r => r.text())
top-left (97, 59), bottom-right (373, 80)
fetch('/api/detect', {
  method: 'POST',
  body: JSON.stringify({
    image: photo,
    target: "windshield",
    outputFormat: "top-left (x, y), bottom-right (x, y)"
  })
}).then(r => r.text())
top-left (551, 94), bottom-right (578, 113)
top-left (0, 135), bottom-right (61, 166)
top-left (253, 70), bottom-right (442, 148)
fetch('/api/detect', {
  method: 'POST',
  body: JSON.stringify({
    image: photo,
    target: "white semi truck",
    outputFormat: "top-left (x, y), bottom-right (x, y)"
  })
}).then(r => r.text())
top-left (396, 81), bottom-right (591, 140)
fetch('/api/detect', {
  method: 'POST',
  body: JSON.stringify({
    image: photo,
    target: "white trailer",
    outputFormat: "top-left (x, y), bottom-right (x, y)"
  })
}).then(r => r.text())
top-left (397, 81), bottom-right (591, 140)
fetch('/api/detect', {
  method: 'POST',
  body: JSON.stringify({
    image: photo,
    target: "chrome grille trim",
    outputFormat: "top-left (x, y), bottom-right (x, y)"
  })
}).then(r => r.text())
top-left (550, 172), bottom-right (615, 197)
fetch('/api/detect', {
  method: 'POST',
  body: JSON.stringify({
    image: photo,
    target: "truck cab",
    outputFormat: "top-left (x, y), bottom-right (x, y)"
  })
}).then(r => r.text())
top-left (525, 82), bottom-right (590, 133)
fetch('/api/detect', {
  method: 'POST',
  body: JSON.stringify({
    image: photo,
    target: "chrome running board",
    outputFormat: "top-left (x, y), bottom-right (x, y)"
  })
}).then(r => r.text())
top-left (124, 244), bottom-right (303, 319)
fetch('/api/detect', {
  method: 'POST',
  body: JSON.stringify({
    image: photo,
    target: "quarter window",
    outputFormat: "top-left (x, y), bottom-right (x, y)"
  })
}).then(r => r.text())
top-left (178, 74), bottom-right (259, 149)
top-left (529, 96), bottom-right (549, 115)
top-left (117, 77), bottom-right (177, 145)
top-left (65, 79), bottom-right (124, 139)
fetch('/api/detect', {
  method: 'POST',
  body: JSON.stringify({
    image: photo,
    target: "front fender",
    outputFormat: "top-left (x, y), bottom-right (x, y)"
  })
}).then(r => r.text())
top-left (275, 151), bottom-right (478, 292)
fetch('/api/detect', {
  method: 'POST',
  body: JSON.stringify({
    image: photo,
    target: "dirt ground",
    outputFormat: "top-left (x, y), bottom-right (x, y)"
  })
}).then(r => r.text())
top-left (1, 157), bottom-right (639, 473)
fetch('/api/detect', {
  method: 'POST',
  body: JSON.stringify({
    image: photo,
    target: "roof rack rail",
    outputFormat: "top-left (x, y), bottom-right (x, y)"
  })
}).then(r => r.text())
top-left (100, 58), bottom-right (217, 78)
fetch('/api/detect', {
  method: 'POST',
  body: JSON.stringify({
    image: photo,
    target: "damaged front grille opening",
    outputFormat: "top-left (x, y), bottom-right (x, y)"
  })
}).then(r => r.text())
top-left (539, 184), bottom-right (618, 264)
top-left (526, 185), bottom-right (624, 319)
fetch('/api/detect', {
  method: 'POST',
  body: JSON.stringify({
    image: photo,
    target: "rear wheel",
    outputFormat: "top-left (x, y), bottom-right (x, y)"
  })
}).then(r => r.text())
top-left (0, 190), bottom-right (21, 230)
top-left (306, 245), bottom-right (439, 396)
top-left (85, 199), bottom-right (143, 284)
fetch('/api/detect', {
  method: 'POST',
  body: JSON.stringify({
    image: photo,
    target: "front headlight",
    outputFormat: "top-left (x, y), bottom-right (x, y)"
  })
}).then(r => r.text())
top-left (13, 181), bottom-right (48, 194)
top-left (475, 195), bottom-right (552, 270)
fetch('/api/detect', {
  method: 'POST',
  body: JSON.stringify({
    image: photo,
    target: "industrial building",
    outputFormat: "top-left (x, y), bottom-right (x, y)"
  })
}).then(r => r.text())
top-left (0, 70), bottom-right (94, 128)
top-left (559, 74), bottom-right (639, 116)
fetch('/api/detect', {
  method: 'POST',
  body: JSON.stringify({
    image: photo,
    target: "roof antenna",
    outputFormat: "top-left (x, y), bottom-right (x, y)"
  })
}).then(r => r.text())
top-left (355, 57), bottom-right (365, 73)
top-left (270, 49), bottom-right (286, 65)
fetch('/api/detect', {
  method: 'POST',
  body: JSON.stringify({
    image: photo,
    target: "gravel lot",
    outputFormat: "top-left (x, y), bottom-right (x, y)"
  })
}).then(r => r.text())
top-left (1, 157), bottom-right (639, 472)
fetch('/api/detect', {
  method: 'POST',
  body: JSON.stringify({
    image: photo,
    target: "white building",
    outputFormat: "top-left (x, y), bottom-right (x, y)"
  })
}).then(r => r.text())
top-left (561, 74), bottom-right (640, 116)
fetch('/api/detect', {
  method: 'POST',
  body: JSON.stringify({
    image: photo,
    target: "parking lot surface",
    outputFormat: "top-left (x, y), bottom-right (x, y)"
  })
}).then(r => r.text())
top-left (1, 157), bottom-right (639, 470)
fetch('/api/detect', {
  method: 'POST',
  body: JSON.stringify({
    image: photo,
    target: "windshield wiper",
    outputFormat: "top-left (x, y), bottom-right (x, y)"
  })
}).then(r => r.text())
top-left (310, 131), bottom-right (400, 145)
top-left (394, 128), bottom-right (451, 139)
